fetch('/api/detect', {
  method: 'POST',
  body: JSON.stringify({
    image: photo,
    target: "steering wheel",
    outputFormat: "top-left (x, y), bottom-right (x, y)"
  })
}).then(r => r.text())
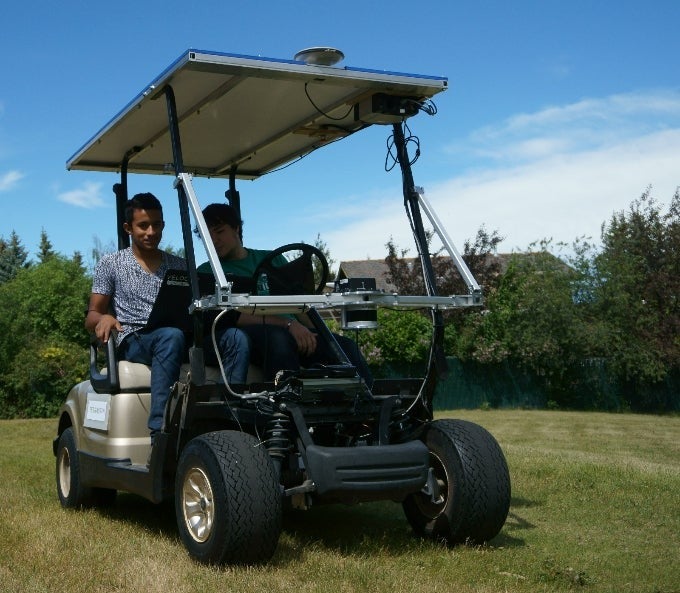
top-left (253, 243), bottom-right (329, 295)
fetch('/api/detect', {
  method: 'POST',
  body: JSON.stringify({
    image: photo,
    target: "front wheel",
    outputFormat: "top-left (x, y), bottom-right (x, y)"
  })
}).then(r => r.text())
top-left (175, 430), bottom-right (282, 565)
top-left (55, 426), bottom-right (116, 508)
top-left (403, 419), bottom-right (510, 545)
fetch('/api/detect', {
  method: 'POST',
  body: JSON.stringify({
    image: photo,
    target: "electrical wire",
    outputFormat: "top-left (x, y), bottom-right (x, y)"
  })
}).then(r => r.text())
top-left (304, 82), bottom-right (355, 121)
top-left (384, 121), bottom-right (421, 171)
top-left (209, 308), bottom-right (270, 402)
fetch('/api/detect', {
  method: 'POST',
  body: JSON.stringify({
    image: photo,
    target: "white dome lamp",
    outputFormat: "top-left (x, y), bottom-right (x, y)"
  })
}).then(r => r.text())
top-left (294, 47), bottom-right (345, 66)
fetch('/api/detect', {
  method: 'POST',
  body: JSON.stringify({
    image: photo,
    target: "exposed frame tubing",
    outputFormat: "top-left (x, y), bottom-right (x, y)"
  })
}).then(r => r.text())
top-left (179, 173), bottom-right (231, 291)
top-left (391, 123), bottom-right (447, 412)
top-left (113, 149), bottom-right (140, 250)
top-left (226, 168), bottom-right (243, 243)
top-left (416, 189), bottom-right (482, 294)
top-left (163, 85), bottom-right (205, 363)
top-left (391, 123), bottom-right (438, 296)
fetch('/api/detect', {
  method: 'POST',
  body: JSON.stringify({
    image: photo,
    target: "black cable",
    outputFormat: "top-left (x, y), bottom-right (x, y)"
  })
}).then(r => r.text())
top-left (385, 121), bottom-right (421, 172)
top-left (304, 82), bottom-right (354, 121)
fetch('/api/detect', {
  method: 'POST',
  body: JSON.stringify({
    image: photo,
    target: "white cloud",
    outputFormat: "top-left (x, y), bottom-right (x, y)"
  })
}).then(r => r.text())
top-left (322, 91), bottom-right (680, 262)
top-left (428, 129), bottom-right (680, 252)
top-left (57, 181), bottom-right (107, 208)
top-left (0, 170), bottom-right (24, 192)
top-left (455, 90), bottom-right (680, 164)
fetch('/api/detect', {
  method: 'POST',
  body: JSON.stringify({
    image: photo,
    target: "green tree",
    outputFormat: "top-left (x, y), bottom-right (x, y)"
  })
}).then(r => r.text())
top-left (72, 251), bottom-right (84, 268)
top-left (384, 225), bottom-right (504, 297)
top-left (455, 241), bottom-right (593, 405)
top-left (37, 228), bottom-right (56, 263)
top-left (351, 227), bottom-right (504, 370)
top-left (0, 231), bottom-right (30, 283)
top-left (313, 233), bottom-right (335, 287)
top-left (0, 254), bottom-right (91, 418)
top-left (584, 189), bottom-right (680, 409)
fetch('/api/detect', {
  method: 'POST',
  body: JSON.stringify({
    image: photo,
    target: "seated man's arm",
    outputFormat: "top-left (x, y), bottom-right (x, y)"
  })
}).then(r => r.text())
top-left (236, 311), bottom-right (318, 356)
top-left (85, 293), bottom-right (122, 344)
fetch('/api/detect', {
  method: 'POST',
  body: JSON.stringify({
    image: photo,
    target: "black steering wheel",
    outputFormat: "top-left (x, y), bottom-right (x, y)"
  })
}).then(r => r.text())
top-left (253, 243), bottom-right (329, 295)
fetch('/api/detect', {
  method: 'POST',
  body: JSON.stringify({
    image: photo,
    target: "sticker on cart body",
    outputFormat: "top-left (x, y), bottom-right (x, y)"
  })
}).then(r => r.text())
top-left (84, 393), bottom-right (111, 430)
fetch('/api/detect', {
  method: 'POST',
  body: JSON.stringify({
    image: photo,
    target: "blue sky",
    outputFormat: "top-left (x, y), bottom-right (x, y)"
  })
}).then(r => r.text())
top-left (1, 1), bottom-right (679, 269)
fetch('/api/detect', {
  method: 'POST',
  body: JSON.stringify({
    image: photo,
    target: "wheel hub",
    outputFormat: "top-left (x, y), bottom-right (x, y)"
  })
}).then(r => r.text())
top-left (58, 448), bottom-right (71, 497)
top-left (182, 467), bottom-right (215, 543)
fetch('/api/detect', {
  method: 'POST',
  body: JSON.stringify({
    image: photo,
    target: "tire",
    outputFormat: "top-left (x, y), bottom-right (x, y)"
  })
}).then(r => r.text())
top-left (175, 430), bottom-right (282, 565)
top-left (402, 419), bottom-right (510, 545)
top-left (55, 427), bottom-right (117, 508)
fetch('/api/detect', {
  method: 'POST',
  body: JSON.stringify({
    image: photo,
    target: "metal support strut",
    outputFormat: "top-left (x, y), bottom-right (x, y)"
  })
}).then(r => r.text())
top-left (164, 85), bottom-right (206, 381)
top-left (391, 122), bottom-right (448, 412)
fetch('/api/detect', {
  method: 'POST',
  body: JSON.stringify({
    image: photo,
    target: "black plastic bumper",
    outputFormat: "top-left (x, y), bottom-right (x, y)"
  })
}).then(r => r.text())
top-left (305, 439), bottom-right (429, 501)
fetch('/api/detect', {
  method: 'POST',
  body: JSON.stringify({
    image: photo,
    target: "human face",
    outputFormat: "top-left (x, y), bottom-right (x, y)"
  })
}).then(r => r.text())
top-left (125, 208), bottom-right (164, 252)
top-left (208, 223), bottom-right (241, 260)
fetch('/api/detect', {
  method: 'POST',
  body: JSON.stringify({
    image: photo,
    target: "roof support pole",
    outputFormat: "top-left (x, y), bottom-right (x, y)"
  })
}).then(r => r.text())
top-left (164, 85), bottom-right (206, 379)
top-left (226, 168), bottom-right (242, 242)
top-left (112, 148), bottom-right (139, 250)
top-left (391, 122), bottom-right (447, 415)
top-left (164, 84), bottom-right (199, 300)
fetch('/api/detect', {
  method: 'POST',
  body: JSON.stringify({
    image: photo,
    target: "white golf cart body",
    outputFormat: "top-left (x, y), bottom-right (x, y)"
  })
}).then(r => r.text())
top-left (55, 49), bottom-right (509, 565)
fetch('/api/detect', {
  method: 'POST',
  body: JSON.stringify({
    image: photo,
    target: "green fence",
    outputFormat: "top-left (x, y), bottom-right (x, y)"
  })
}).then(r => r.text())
top-left (434, 358), bottom-right (546, 410)
top-left (374, 357), bottom-right (680, 412)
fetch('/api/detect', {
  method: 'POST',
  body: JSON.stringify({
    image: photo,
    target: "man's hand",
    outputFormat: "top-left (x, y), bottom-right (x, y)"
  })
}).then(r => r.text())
top-left (94, 314), bottom-right (123, 343)
top-left (288, 320), bottom-right (317, 356)
top-left (85, 293), bottom-right (121, 344)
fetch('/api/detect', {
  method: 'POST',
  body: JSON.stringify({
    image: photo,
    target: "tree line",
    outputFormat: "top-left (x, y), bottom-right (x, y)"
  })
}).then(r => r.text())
top-left (0, 189), bottom-right (677, 418)
top-left (0, 230), bottom-right (90, 417)
top-left (345, 189), bottom-right (679, 412)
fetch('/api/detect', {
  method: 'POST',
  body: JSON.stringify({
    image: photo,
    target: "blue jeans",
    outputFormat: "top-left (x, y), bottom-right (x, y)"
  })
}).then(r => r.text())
top-left (203, 327), bottom-right (251, 384)
top-left (240, 324), bottom-right (373, 387)
top-left (118, 327), bottom-right (186, 435)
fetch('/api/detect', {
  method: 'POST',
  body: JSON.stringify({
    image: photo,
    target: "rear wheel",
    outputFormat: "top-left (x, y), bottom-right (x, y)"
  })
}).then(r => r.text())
top-left (175, 430), bottom-right (282, 565)
top-left (403, 419), bottom-right (510, 545)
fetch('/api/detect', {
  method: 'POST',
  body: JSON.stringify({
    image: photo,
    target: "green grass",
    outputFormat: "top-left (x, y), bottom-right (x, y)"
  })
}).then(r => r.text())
top-left (1, 411), bottom-right (678, 593)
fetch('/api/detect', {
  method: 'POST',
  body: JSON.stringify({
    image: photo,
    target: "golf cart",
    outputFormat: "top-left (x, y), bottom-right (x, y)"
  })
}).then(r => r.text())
top-left (54, 48), bottom-right (511, 565)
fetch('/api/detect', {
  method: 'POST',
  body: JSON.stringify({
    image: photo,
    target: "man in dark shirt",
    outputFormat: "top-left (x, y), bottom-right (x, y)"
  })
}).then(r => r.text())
top-left (198, 203), bottom-right (372, 386)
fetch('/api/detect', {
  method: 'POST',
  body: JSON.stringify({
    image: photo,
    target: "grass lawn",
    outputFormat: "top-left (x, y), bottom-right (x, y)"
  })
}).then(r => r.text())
top-left (1, 410), bottom-right (678, 593)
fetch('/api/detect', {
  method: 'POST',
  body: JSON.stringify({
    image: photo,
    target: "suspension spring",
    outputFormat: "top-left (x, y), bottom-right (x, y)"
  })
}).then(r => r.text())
top-left (264, 412), bottom-right (291, 460)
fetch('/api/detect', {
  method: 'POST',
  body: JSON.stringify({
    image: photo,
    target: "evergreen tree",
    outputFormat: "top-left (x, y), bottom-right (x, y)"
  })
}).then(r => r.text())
top-left (72, 251), bottom-right (84, 269)
top-left (313, 233), bottom-right (335, 287)
top-left (0, 231), bottom-right (30, 283)
top-left (37, 228), bottom-right (56, 263)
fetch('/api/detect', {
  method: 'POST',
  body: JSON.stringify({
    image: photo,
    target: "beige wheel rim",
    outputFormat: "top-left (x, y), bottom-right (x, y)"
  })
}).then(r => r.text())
top-left (181, 467), bottom-right (215, 543)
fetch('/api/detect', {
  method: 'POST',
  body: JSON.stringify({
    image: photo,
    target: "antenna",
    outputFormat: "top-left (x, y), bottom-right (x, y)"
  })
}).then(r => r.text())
top-left (294, 47), bottom-right (345, 66)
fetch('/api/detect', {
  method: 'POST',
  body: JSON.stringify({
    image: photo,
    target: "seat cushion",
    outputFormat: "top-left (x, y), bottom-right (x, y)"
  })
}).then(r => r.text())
top-left (116, 361), bottom-right (263, 391)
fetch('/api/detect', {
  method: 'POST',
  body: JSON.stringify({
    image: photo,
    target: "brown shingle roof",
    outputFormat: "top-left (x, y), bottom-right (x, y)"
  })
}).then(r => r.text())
top-left (336, 259), bottom-right (414, 292)
top-left (337, 252), bottom-right (570, 293)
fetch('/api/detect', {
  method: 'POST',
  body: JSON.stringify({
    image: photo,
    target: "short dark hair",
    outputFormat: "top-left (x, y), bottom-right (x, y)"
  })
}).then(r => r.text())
top-left (202, 203), bottom-right (243, 230)
top-left (125, 192), bottom-right (163, 224)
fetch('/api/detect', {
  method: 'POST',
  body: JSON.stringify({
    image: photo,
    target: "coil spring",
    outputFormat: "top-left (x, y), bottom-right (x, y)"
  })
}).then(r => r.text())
top-left (264, 412), bottom-right (290, 459)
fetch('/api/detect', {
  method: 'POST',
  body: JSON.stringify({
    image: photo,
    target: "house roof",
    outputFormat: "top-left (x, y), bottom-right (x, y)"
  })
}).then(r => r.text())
top-left (337, 252), bottom-right (570, 293)
top-left (336, 259), bottom-right (414, 292)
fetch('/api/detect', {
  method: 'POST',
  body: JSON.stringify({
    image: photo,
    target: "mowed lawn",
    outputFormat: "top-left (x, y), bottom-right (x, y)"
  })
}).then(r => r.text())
top-left (0, 410), bottom-right (678, 593)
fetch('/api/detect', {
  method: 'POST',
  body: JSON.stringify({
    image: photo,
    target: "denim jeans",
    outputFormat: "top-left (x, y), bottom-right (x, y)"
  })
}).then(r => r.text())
top-left (240, 324), bottom-right (373, 387)
top-left (203, 326), bottom-right (251, 384)
top-left (118, 327), bottom-right (186, 435)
